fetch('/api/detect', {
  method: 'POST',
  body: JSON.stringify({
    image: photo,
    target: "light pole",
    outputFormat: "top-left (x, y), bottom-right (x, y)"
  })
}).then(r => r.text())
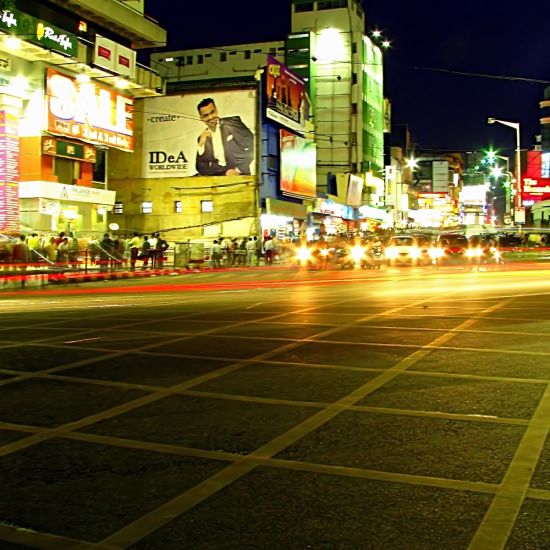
top-left (487, 118), bottom-right (522, 219)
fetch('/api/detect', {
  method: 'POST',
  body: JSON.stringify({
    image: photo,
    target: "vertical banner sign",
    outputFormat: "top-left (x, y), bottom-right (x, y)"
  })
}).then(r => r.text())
top-left (280, 129), bottom-right (316, 198)
top-left (266, 56), bottom-right (310, 133)
top-left (0, 110), bottom-right (19, 232)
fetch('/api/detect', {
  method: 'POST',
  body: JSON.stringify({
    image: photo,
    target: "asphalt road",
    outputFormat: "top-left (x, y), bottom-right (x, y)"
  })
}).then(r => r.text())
top-left (1, 264), bottom-right (550, 549)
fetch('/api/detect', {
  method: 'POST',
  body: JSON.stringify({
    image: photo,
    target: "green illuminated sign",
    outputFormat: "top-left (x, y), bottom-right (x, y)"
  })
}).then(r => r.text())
top-left (0, 8), bottom-right (78, 57)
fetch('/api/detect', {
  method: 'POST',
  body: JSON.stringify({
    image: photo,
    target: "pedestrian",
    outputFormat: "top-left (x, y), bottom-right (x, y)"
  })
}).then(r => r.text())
top-left (53, 231), bottom-right (65, 247)
top-left (264, 236), bottom-right (274, 265)
top-left (227, 238), bottom-right (237, 267)
top-left (237, 238), bottom-right (247, 265)
top-left (27, 232), bottom-right (41, 264)
top-left (254, 236), bottom-right (262, 265)
top-left (68, 233), bottom-right (80, 269)
top-left (148, 233), bottom-right (158, 268)
top-left (99, 233), bottom-right (114, 271)
top-left (57, 237), bottom-right (70, 266)
top-left (12, 234), bottom-right (30, 269)
top-left (12, 235), bottom-right (30, 287)
top-left (127, 232), bottom-right (141, 270)
top-left (140, 236), bottom-right (151, 269)
top-left (43, 236), bottom-right (57, 264)
top-left (155, 234), bottom-right (169, 269)
top-left (245, 237), bottom-right (256, 266)
top-left (112, 237), bottom-right (125, 270)
top-left (211, 239), bottom-right (222, 268)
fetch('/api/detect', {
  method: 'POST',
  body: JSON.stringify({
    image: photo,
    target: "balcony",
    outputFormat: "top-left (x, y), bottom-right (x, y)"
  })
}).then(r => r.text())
top-left (45, 0), bottom-right (166, 48)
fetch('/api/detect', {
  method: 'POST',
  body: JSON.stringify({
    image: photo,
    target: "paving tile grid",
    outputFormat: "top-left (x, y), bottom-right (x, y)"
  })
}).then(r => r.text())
top-left (0, 280), bottom-right (549, 549)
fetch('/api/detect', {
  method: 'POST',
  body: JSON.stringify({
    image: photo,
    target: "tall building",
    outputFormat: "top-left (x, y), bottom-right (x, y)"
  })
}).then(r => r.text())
top-left (0, 0), bottom-right (165, 235)
top-left (288, 0), bottom-right (385, 189)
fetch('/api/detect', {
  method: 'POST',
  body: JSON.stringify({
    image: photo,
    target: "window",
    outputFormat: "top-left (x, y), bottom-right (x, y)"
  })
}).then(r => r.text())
top-left (254, 48), bottom-right (262, 53)
top-left (114, 202), bottom-right (123, 214)
top-left (220, 52), bottom-right (227, 62)
top-left (186, 55), bottom-right (193, 65)
top-left (201, 200), bottom-right (213, 212)
top-left (197, 54), bottom-right (203, 64)
top-left (205, 53), bottom-right (211, 58)
top-left (318, 0), bottom-right (347, 9)
top-left (269, 47), bottom-right (276, 55)
top-left (55, 157), bottom-right (79, 184)
top-left (351, 72), bottom-right (357, 84)
top-left (174, 200), bottom-right (182, 213)
top-left (93, 149), bottom-right (106, 183)
top-left (543, 153), bottom-right (550, 178)
top-left (352, 42), bottom-right (357, 54)
top-left (295, 2), bottom-right (313, 12)
top-left (244, 50), bottom-right (251, 59)
top-left (351, 103), bottom-right (357, 115)
top-left (141, 201), bottom-right (153, 214)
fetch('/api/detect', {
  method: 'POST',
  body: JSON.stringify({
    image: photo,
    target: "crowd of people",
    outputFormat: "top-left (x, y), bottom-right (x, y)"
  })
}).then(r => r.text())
top-left (210, 235), bottom-right (281, 268)
top-left (0, 231), bottom-right (171, 272)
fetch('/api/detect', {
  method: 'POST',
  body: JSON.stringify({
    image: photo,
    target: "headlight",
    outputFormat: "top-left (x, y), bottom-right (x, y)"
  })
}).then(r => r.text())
top-left (429, 248), bottom-right (443, 259)
top-left (350, 245), bottom-right (364, 263)
top-left (320, 248), bottom-right (329, 257)
top-left (466, 248), bottom-right (482, 257)
top-left (296, 246), bottom-right (312, 263)
top-left (409, 247), bottom-right (421, 259)
top-left (385, 247), bottom-right (398, 259)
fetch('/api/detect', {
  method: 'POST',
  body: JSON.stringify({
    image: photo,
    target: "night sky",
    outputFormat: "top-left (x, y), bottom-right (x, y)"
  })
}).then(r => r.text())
top-left (145, 0), bottom-right (550, 156)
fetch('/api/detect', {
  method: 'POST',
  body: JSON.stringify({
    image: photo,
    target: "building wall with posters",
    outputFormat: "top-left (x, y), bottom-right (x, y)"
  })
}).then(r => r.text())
top-left (108, 86), bottom-right (261, 241)
top-left (149, 0), bottom-right (386, 220)
top-left (0, 1), bottom-right (164, 235)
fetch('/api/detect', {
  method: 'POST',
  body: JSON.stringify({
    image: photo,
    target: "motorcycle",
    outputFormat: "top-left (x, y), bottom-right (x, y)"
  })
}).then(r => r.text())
top-left (364, 244), bottom-right (384, 269)
top-left (334, 243), bottom-right (370, 269)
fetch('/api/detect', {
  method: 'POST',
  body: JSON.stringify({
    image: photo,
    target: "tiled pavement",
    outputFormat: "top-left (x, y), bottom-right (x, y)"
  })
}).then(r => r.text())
top-left (1, 269), bottom-right (550, 549)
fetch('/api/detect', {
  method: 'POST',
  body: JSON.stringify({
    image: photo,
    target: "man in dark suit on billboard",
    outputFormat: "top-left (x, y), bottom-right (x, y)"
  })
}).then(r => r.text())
top-left (196, 98), bottom-right (254, 176)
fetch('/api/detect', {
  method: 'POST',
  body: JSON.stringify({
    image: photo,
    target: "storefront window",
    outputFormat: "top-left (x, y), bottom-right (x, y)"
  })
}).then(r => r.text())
top-left (141, 201), bottom-right (153, 214)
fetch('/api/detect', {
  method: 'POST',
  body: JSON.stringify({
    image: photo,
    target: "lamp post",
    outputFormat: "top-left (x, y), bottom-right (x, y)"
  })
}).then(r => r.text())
top-left (487, 118), bottom-right (522, 219)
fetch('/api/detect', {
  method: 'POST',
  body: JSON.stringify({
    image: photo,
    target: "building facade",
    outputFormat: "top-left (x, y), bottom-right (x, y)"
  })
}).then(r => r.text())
top-left (0, 0), bottom-right (165, 236)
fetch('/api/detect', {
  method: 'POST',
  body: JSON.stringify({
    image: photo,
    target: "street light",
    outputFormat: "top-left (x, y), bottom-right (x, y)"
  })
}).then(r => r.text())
top-left (487, 118), bottom-right (522, 217)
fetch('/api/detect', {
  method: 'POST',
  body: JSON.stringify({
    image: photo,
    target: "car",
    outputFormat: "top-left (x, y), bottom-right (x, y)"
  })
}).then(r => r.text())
top-left (431, 233), bottom-right (470, 265)
top-left (384, 235), bottom-right (423, 265)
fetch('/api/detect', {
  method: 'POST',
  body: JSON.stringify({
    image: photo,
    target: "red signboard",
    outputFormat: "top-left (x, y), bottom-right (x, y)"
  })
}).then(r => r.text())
top-left (522, 150), bottom-right (550, 202)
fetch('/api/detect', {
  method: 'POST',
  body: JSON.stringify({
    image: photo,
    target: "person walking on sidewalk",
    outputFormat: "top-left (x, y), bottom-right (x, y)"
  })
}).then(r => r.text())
top-left (246, 237), bottom-right (256, 266)
top-left (211, 239), bottom-right (222, 268)
top-left (140, 236), bottom-right (151, 269)
top-left (263, 236), bottom-right (275, 265)
top-left (128, 232), bottom-right (141, 270)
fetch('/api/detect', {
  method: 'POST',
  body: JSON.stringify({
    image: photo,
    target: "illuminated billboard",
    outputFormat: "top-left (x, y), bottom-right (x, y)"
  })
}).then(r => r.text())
top-left (46, 68), bottom-right (134, 152)
top-left (0, 110), bottom-right (19, 232)
top-left (142, 89), bottom-right (256, 178)
top-left (522, 150), bottom-right (550, 202)
top-left (280, 129), bottom-right (316, 198)
top-left (266, 56), bottom-right (310, 133)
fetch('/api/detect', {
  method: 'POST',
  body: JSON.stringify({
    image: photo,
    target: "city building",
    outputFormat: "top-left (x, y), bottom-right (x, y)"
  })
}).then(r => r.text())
top-left (113, 0), bottom-right (387, 241)
top-left (0, 0), bottom-right (165, 235)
